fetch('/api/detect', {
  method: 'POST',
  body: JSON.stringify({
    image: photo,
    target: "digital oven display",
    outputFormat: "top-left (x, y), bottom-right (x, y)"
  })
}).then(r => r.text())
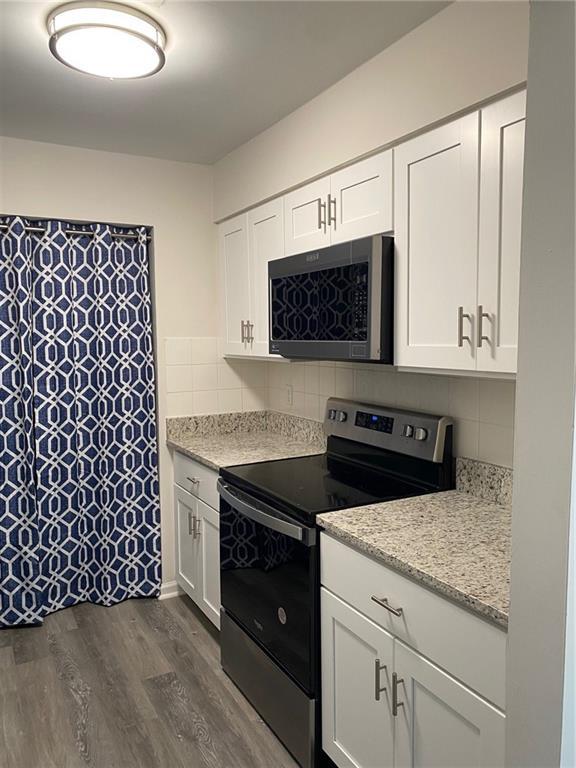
top-left (355, 411), bottom-right (394, 434)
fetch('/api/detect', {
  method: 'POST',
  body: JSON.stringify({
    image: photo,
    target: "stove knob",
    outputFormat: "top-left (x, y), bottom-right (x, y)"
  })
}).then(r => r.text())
top-left (336, 411), bottom-right (348, 423)
top-left (402, 424), bottom-right (414, 438)
top-left (414, 427), bottom-right (428, 441)
top-left (328, 409), bottom-right (336, 420)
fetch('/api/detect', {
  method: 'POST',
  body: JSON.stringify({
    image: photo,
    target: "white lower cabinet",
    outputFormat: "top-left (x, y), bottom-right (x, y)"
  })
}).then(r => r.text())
top-left (175, 485), bottom-right (201, 601)
top-left (321, 589), bottom-right (394, 768)
top-left (173, 451), bottom-right (220, 629)
top-left (394, 641), bottom-right (505, 768)
top-left (196, 498), bottom-right (221, 627)
top-left (321, 534), bottom-right (506, 768)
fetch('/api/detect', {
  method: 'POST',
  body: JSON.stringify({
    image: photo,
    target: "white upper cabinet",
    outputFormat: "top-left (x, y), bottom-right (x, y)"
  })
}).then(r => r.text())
top-left (477, 91), bottom-right (526, 373)
top-left (219, 200), bottom-right (283, 358)
top-left (219, 214), bottom-right (250, 356)
top-left (394, 641), bottom-right (505, 768)
top-left (248, 198), bottom-right (284, 357)
top-left (284, 151), bottom-right (393, 255)
top-left (395, 92), bottom-right (526, 373)
top-left (284, 177), bottom-right (331, 256)
top-left (330, 151), bottom-right (393, 244)
top-left (394, 113), bottom-right (480, 370)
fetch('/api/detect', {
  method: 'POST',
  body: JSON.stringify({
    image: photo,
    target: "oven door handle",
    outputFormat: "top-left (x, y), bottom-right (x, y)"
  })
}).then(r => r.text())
top-left (217, 480), bottom-right (315, 546)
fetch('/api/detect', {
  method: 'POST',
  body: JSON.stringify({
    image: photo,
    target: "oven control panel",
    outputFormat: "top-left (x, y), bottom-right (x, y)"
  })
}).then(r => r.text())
top-left (324, 398), bottom-right (452, 463)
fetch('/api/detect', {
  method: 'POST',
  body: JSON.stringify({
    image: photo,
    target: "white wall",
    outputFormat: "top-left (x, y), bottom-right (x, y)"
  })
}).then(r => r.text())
top-left (0, 136), bottom-right (217, 591)
top-left (267, 361), bottom-right (516, 467)
top-left (506, 2), bottom-right (575, 765)
top-left (214, 1), bottom-right (529, 220)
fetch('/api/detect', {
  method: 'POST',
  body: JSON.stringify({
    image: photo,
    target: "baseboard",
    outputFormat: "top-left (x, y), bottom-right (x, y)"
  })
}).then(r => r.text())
top-left (159, 580), bottom-right (183, 600)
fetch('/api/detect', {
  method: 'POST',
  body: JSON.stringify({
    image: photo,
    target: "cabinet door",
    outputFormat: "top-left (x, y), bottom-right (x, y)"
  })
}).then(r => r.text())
top-left (394, 113), bottom-right (480, 370)
top-left (329, 151), bottom-right (393, 244)
top-left (196, 499), bottom-right (221, 629)
top-left (220, 214), bottom-right (251, 356)
top-left (321, 589), bottom-right (394, 768)
top-left (477, 91), bottom-right (526, 373)
top-left (175, 486), bottom-right (200, 601)
top-left (284, 177), bottom-right (331, 256)
top-left (394, 641), bottom-right (505, 768)
top-left (247, 198), bottom-right (284, 357)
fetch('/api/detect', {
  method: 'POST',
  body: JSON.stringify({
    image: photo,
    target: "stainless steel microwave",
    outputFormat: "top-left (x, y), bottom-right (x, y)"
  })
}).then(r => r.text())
top-left (268, 235), bottom-right (393, 362)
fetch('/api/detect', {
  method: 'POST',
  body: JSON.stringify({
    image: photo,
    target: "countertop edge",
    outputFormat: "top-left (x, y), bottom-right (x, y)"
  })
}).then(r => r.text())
top-left (318, 521), bottom-right (508, 630)
top-left (166, 439), bottom-right (220, 472)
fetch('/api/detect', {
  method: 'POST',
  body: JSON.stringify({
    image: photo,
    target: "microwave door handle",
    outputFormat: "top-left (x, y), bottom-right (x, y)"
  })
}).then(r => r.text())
top-left (217, 480), bottom-right (313, 544)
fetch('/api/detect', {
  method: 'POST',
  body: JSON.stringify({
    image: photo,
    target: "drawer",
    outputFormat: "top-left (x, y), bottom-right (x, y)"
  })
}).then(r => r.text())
top-left (173, 451), bottom-right (219, 510)
top-left (321, 533), bottom-right (507, 709)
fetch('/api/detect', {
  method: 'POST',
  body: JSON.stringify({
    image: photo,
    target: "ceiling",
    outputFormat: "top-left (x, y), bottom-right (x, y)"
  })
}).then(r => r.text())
top-left (0, 1), bottom-right (449, 164)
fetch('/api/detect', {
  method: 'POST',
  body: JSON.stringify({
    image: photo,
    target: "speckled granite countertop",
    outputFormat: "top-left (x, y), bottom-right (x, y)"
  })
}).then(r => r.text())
top-left (318, 490), bottom-right (511, 628)
top-left (167, 429), bottom-right (324, 471)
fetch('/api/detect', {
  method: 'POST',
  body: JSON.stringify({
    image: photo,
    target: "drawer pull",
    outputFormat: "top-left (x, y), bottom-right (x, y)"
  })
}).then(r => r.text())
top-left (392, 672), bottom-right (405, 716)
top-left (371, 595), bottom-right (403, 617)
top-left (187, 476), bottom-right (200, 486)
top-left (374, 658), bottom-right (387, 701)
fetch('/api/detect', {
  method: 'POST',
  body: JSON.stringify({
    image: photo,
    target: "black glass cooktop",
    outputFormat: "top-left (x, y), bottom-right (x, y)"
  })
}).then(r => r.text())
top-left (220, 451), bottom-right (428, 520)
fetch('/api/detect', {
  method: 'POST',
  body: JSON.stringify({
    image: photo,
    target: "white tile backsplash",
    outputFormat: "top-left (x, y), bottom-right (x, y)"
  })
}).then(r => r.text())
top-left (449, 377), bottom-right (480, 420)
top-left (193, 390), bottom-right (219, 414)
top-left (242, 388), bottom-right (267, 412)
top-left (164, 338), bottom-right (516, 466)
top-left (164, 337), bottom-right (269, 417)
top-left (166, 365), bottom-right (193, 393)
top-left (478, 379), bottom-right (516, 427)
top-left (217, 361), bottom-right (244, 389)
top-left (304, 364), bottom-right (320, 395)
top-left (334, 367), bottom-right (355, 399)
top-left (217, 388), bottom-right (243, 413)
top-left (190, 337), bottom-right (219, 364)
top-left (166, 391), bottom-right (194, 417)
top-left (165, 337), bottom-right (192, 366)
top-left (265, 360), bottom-right (516, 467)
top-left (478, 422), bottom-right (515, 466)
top-left (193, 364), bottom-right (218, 391)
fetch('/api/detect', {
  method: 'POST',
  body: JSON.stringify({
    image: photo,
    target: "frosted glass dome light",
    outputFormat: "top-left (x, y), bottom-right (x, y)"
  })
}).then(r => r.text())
top-left (47, 2), bottom-right (166, 79)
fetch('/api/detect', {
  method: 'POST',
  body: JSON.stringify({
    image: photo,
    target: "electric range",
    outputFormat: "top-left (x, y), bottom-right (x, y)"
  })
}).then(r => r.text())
top-left (218, 398), bottom-right (454, 768)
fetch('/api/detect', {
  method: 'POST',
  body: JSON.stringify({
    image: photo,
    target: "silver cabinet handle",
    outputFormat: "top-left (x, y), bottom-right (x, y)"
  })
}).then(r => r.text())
top-left (477, 305), bottom-right (491, 348)
top-left (187, 476), bottom-right (200, 485)
top-left (327, 194), bottom-right (337, 227)
top-left (392, 672), bottom-right (405, 716)
top-left (247, 321), bottom-right (254, 343)
top-left (374, 658), bottom-right (387, 701)
top-left (371, 595), bottom-right (403, 617)
top-left (457, 306), bottom-right (472, 347)
top-left (187, 510), bottom-right (194, 536)
top-left (240, 320), bottom-right (246, 343)
top-left (317, 199), bottom-right (327, 231)
top-left (193, 516), bottom-right (201, 539)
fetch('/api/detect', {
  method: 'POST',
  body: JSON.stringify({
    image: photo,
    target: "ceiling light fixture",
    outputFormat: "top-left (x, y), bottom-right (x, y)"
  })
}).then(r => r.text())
top-left (47, 1), bottom-right (166, 79)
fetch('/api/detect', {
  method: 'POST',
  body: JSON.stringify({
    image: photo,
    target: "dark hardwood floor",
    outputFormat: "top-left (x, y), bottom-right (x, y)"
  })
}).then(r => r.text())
top-left (0, 596), bottom-right (298, 768)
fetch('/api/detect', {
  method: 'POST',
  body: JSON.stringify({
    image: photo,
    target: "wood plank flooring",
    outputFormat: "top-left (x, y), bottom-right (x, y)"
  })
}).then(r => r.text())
top-left (0, 596), bottom-right (298, 768)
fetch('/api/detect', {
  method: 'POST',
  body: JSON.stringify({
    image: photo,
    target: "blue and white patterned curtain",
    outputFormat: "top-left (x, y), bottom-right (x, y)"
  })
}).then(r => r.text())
top-left (0, 216), bottom-right (161, 626)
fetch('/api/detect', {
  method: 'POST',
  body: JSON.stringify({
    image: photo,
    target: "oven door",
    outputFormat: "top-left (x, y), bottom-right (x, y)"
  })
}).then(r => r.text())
top-left (268, 234), bottom-right (393, 362)
top-left (218, 479), bottom-right (317, 695)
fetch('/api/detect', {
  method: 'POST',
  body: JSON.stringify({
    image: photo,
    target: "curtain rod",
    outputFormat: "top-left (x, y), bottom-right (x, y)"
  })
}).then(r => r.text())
top-left (0, 223), bottom-right (151, 242)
